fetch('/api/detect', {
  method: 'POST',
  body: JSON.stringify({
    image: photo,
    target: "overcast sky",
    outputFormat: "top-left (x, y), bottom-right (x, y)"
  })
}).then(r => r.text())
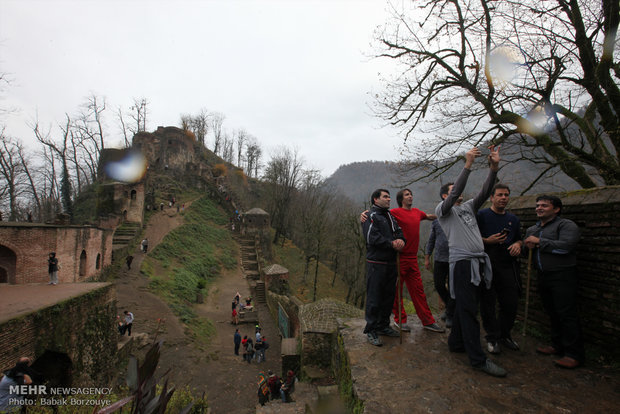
top-left (0, 0), bottom-right (405, 177)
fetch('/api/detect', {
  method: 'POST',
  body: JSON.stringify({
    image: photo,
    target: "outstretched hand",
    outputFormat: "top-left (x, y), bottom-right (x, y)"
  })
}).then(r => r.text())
top-left (465, 147), bottom-right (482, 169)
top-left (488, 145), bottom-right (500, 171)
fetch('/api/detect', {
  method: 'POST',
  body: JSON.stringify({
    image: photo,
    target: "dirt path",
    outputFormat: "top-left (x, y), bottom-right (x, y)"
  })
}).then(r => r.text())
top-left (115, 205), bottom-right (281, 414)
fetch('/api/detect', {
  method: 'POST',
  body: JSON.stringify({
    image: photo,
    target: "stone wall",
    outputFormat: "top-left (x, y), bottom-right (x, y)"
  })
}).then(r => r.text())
top-left (0, 283), bottom-right (117, 385)
top-left (298, 299), bottom-right (364, 368)
top-left (508, 186), bottom-right (620, 358)
top-left (132, 127), bottom-right (197, 173)
top-left (0, 224), bottom-right (114, 284)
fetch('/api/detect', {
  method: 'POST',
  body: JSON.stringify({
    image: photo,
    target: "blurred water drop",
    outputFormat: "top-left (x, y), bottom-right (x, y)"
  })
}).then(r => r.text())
top-left (488, 46), bottom-right (522, 86)
top-left (104, 152), bottom-right (147, 183)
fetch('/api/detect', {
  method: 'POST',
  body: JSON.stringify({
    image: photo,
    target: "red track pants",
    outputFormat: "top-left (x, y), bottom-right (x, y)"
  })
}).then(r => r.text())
top-left (392, 257), bottom-right (436, 325)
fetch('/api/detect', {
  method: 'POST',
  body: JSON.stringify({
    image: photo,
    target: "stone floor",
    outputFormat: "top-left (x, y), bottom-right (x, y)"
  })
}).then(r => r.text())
top-left (338, 317), bottom-right (620, 414)
top-left (0, 282), bottom-right (111, 324)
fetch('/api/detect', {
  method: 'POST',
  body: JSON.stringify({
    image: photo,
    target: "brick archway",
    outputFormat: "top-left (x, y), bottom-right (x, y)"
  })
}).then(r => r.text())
top-left (79, 250), bottom-right (87, 277)
top-left (0, 244), bottom-right (17, 284)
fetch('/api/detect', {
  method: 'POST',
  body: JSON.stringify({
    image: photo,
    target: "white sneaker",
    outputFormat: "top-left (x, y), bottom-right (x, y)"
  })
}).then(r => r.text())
top-left (487, 341), bottom-right (500, 354)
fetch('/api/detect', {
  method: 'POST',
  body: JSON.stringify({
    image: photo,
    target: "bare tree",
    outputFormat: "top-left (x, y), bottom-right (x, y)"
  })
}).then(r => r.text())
top-left (117, 106), bottom-right (131, 147)
top-left (210, 112), bottom-right (225, 155)
top-left (129, 97), bottom-right (148, 134)
top-left (221, 132), bottom-right (235, 164)
top-left (235, 129), bottom-right (247, 167)
top-left (263, 147), bottom-right (304, 244)
top-left (33, 116), bottom-right (74, 219)
top-left (0, 131), bottom-right (25, 220)
top-left (375, 0), bottom-right (619, 188)
top-left (245, 136), bottom-right (262, 178)
top-left (179, 109), bottom-right (210, 146)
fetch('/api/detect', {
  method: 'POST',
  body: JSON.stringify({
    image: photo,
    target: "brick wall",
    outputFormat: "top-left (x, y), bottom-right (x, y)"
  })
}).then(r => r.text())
top-left (508, 186), bottom-right (620, 359)
top-left (0, 224), bottom-right (113, 284)
top-left (0, 283), bottom-right (117, 385)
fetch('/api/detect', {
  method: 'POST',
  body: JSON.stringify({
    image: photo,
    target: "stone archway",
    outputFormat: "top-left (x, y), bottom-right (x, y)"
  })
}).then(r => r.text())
top-left (0, 244), bottom-right (17, 284)
top-left (79, 250), bottom-right (87, 277)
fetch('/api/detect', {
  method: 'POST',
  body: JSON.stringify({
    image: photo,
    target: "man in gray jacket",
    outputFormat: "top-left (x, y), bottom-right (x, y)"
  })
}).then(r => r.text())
top-left (524, 195), bottom-right (583, 369)
top-left (436, 146), bottom-right (506, 377)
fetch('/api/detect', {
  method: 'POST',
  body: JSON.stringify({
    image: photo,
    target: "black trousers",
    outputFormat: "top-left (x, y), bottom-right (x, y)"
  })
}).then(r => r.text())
top-left (538, 267), bottom-right (584, 362)
top-left (364, 262), bottom-right (397, 333)
top-left (433, 260), bottom-right (455, 319)
top-left (480, 261), bottom-right (520, 342)
top-left (448, 260), bottom-right (487, 367)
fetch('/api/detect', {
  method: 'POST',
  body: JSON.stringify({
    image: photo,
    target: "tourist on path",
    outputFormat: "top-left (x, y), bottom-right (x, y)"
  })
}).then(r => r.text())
top-left (425, 219), bottom-right (453, 328)
top-left (48, 252), bottom-right (59, 285)
top-left (524, 195), bottom-right (584, 369)
top-left (361, 188), bottom-right (405, 346)
top-left (233, 329), bottom-right (241, 355)
top-left (280, 370), bottom-right (296, 403)
top-left (267, 370), bottom-right (281, 400)
top-left (477, 183), bottom-right (523, 354)
top-left (435, 146), bottom-right (506, 377)
top-left (257, 372), bottom-right (270, 406)
top-left (119, 310), bottom-right (134, 336)
top-left (126, 255), bottom-right (134, 270)
top-left (141, 238), bottom-right (149, 253)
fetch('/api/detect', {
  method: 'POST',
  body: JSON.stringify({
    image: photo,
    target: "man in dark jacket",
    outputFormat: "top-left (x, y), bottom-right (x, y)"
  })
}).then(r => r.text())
top-left (524, 195), bottom-right (583, 369)
top-left (362, 189), bottom-right (405, 346)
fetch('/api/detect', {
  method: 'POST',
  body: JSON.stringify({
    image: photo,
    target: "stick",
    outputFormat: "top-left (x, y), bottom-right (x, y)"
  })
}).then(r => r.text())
top-left (522, 249), bottom-right (533, 336)
top-left (397, 253), bottom-right (402, 344)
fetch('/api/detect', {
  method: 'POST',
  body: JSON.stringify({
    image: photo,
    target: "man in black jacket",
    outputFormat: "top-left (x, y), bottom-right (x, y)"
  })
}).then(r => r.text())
top-left (362, 189), bottom-right (406, 346)
top-left (524, 195), bottom-right (583, 369)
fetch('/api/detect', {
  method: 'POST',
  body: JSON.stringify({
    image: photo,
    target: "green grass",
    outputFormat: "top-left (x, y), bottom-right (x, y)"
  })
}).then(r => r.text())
top-left (141, 196), bottom-right (236, 348)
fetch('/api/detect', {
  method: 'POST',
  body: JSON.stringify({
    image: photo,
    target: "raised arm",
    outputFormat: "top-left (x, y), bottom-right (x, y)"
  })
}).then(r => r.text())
top-left (439, 148), bottom-right (481, 216)
top-left (472, 145), bottom-right (500, 212)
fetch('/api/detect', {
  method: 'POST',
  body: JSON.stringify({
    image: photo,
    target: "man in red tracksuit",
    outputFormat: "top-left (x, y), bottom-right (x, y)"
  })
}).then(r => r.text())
top-left (389, 189), bottom-right (445, 333)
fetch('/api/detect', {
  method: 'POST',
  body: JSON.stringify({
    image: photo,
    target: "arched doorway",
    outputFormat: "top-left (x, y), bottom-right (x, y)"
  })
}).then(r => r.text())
top-left (0, 245), bottom-right (17, 284)
top-left (79, 250), bottom-right (87, 277)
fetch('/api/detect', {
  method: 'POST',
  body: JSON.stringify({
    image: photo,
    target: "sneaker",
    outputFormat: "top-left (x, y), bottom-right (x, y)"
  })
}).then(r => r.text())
top-left (367, 332), bottom-right (383, 347)
top-left (487, 341), bottom-right (500, 354)
top-left (423, 323), bottom-right (445, 333)
top-left (536, 345), bottom-right (560, 355)
top-left (500, 337), bottom-right (520, 351)
top-left (554, 356), bottom-right (580, 369)
top-left (392, 321), bottom-right (412, 332)
top-left (475, 359), bottom-right (507, 377)
top-left (377, 326), bottom-right (400, 337)
top-left (445, 317), bottom-right (453, 329)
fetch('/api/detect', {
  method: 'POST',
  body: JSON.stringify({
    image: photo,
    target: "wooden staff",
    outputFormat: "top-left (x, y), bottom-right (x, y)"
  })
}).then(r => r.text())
top-left (397, 253), bottom-right (403, 344)
top-left (522, 249), bottom-right (533, 336)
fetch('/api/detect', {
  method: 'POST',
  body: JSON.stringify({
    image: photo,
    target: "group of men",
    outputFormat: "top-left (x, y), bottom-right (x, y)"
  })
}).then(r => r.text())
top-left (362, 146), bottom-right (583, 377)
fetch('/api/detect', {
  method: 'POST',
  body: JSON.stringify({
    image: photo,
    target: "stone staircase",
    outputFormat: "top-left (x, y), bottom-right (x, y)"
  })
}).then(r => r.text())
top-left (112, 222), bottom-right (142, 249)
top-left (240, 236), bottom-right (261, 281)
top-left (254, 281), bottom-right (266, 303)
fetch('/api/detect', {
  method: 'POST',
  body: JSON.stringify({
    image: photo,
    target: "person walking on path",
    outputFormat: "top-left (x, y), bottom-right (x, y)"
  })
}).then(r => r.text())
top-left (524, 195), bottom-right (584, 369)
top-left (477, 183), bottom-right (523, 354)
top-left (141, 238), bottom-right (149, 253)
top-left (126, 255), bottom-right (134, 270)
top-left (48, 252), bottom-right (59, 285)
top-left (425, 219), bottom-right (454, 328)
top-left (233, 329), bottom-right (242, 355)
top-left (119, 310), bottom-right (134, 336)
top-left (436, 146), bottom-right (507, 377)
top-left (361, 188), bottom-right (406, 346)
